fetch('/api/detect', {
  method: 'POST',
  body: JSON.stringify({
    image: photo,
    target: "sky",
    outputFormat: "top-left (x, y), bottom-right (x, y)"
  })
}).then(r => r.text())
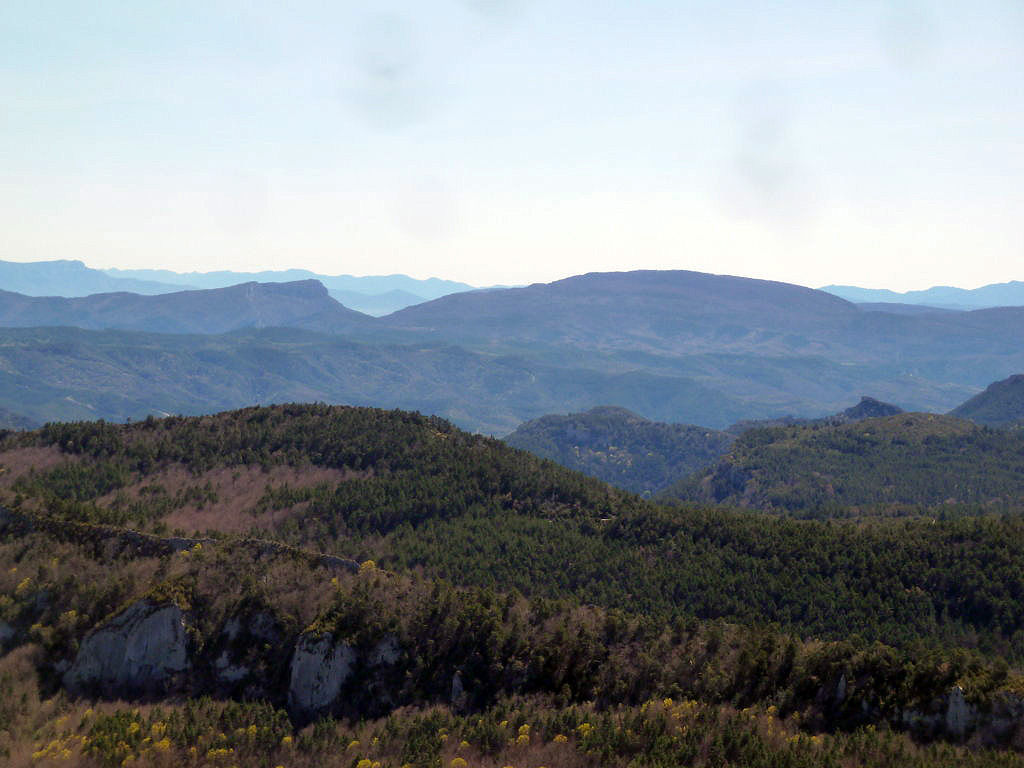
top-left (1, 1), bottom-right (1022, 290)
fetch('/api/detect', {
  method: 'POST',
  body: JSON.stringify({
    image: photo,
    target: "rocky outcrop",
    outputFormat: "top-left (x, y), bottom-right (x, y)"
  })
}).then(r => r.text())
top-left (897, 686), bottom-right (1024, 743)
top-left (450, 670), bottom-right (468, 710)
top-left (835, 396), bottom-right (903, 423)
top-left (64, 600), bottom-right (190, 695)
top-left (286, 631), bottom-right (406, 721)
top-left (945, 686), bottom-right (975, 738)
top-left (813, 673), bottom-right (1024, 744)
top-left (287, 633), bottom-right (356, 719)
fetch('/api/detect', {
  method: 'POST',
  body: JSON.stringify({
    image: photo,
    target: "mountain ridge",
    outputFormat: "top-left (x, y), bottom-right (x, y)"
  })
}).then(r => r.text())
top-left (0, 279), bottom-right (372, 335)
top-left (951, 373), bottom-right (1024, 428)
top-left (0, 258), bottom-right (188, 296)
top-left (1, 268), bottom-right (1022, 429)
top-left (0, 258), bottom-right (476, 315)
top-left (824, 280), bottom-right (1024, 310)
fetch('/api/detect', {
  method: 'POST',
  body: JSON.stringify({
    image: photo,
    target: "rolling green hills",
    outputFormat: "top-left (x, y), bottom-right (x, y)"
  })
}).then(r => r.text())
top-left (5, 404), bottom-right (1024, 657)
top-left (5, 405), bottom-right (1024, 764)
top-left (503, 398), bottom-right (903, 497)
top-left (504, 406), bottom-right (734, 496)
top-left (663, 413), bottom-right (1024, 516)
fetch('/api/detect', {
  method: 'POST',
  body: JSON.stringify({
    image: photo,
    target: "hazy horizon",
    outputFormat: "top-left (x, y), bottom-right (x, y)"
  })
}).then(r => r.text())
top-left (2, 257), bottom-right (1024, 296)
top-left (1, 254), bottom-right (1021, 294)
top-left (3, 1), bottom-right (1021, 291)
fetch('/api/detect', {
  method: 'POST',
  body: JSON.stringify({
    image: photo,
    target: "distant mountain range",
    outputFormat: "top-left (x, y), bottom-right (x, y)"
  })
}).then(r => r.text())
top-left (823, 280), bottom-right (1024, 310)
top-left (104, 266), bottom-right (474, 299)
top-left (0, 280), bottom-right (370, 335)
top-left (381, 270), bottom-right (1024, 371)
top-left (0, 258), bottom-right (189, 296)
top-left (379, 270), bottom-right (1024, 414)
top-left (0, 266), bottom-right (1023, 432)
top-left (0, 259), bottom-right (475, 315)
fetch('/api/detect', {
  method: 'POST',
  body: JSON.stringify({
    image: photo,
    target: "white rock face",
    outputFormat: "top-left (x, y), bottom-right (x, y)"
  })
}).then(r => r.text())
top-left (835, 674), bottom-right (847, 704)
top-left (64, 601), bottom-right (189, 693)
top-left (288, 633), bottom-right (355, 716)
top-left (451, 671), bottom-right (465, 705)
top-left (945, 686), bottom-right (975, 738)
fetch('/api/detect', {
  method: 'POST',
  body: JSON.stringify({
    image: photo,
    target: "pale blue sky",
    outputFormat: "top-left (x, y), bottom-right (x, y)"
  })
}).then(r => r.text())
top-left (1, 1), bottom-right (1021, 289)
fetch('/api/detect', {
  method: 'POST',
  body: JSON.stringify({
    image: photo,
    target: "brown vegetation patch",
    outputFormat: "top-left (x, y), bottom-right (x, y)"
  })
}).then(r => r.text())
top-left (101, 463), bottom-right (359, 535)
top-left (0, 446), bottom-right (76, 488)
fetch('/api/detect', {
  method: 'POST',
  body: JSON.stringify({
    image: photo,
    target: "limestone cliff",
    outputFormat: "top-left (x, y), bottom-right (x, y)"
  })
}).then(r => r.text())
top-left (63, 600), bottom-right (190, 696)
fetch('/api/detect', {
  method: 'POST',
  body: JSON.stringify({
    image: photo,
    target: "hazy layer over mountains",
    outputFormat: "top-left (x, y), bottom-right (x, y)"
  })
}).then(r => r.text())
top-left (0, 262), bottom-right (1022, 433)
top-left (0, 259), bottom-right (475, 316)
top-left (823, 280), bottom-right (1024, 310)
top-left (0, 280), bottom-right (370, 335)
top-left (8, 258), bottom-right (1023, 315)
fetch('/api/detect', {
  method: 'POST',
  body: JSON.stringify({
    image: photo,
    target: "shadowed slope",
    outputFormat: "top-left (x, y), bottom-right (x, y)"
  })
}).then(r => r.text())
top-left (505, 406), bottom-right (734, 495)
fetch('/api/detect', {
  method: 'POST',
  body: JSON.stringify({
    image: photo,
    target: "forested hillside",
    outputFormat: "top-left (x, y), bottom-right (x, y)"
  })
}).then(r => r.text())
top-left (4, 405), bottom-right (1024, 658)
top-left (5, 405), bottom-right (1024, 765)
top-left (664, 413), bottom-right (1024, 516)
top-left (504, 406), bottom-right (734, 495)
top-left (4, 515), bottom-right (1024, 767)
top-left (502, 398), bottom-right (903, 497)
top-left (0, 326), bottom-right (754, 431)
top-left (951, 374), bottom-right (1024, 427)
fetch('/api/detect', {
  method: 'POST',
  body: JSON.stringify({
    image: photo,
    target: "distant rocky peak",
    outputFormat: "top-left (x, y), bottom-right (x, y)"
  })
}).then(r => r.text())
top-left (838, 396), bottom-right (904, 423)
